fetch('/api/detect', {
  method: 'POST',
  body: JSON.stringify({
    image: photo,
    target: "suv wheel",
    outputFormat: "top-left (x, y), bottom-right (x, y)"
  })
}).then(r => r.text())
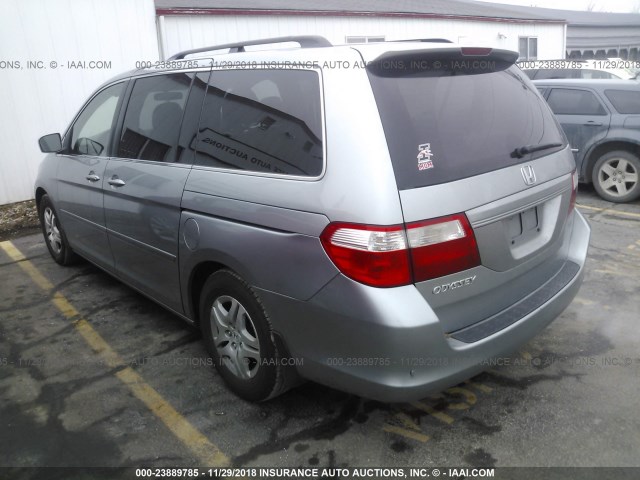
top-left (592, 151), bottom-right (640, 203)
top-left (39, 194), bottom-right (78, 265)
top-left (200, 270), bottom-right (287, 401)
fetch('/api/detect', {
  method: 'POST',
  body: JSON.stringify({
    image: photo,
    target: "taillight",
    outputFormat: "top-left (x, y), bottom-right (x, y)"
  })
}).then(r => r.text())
top-left (569, 169), bottom-right (578, 214)
top-left (320, 214), bottom-right (480, 288)
top-left (407, 214), bottom-right (481, 282)
top-left (320, 223), bottom-right (411, 288)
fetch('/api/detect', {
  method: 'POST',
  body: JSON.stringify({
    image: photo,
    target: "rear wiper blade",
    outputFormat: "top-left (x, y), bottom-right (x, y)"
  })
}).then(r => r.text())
top-left (511, 142), bottom-right (563, 159)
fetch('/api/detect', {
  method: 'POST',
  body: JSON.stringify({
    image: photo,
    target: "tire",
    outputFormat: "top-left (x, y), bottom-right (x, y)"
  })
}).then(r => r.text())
top-left (592, 150), bottom-right (640, 203)
top-left (200, 270), bottom-right (289, 401)
top-left (38, 194), bottom-right (78, 266)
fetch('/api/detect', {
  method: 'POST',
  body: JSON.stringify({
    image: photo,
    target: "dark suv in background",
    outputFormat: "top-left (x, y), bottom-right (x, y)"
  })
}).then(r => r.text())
top-left (533, 79), bottom-right (640, 203)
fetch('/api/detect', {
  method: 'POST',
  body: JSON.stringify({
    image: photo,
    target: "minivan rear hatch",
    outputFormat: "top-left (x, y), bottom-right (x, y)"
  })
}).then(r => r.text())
top-left (365, 46), bottom-right (576, 335)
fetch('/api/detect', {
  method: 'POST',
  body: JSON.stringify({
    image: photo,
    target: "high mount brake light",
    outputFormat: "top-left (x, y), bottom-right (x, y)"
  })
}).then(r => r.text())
top-left (460, 47), bottom-right (493, 56)
top-left (320, 214), bottom-right (480, 288)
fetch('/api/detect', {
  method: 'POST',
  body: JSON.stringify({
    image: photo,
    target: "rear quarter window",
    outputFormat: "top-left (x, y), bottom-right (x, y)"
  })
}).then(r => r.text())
top-left (193, 69), bottom-right (323, 177)
top-left (604, 89), bottom-right (640, 114)
top-left (546, 88), bottom-right (607, 116)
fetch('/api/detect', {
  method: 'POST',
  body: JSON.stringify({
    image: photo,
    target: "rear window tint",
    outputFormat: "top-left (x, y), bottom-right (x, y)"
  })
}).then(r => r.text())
top-left (547, 88), bottom-right (607, 116)
top-left (118, 74), bottom-right (191, 162)
top-left (605, 89), bottom-right (640, 114)
top-left (368, 65), bottom-right (565, 190)
top-left (193, 69), bottom-right (323, 177)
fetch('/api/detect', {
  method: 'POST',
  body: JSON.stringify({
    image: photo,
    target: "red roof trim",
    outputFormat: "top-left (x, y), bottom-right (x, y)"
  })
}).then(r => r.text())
top-left (155, 8), bottom-right (566, 24)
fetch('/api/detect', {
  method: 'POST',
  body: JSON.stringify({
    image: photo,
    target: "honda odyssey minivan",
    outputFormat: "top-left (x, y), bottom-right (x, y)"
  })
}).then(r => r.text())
top-left (35, 36), bottom-right (590, 402)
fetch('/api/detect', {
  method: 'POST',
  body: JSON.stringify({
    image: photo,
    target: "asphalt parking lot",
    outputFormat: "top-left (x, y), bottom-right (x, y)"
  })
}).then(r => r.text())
top-left (1, 186), bottom-right (639, 472)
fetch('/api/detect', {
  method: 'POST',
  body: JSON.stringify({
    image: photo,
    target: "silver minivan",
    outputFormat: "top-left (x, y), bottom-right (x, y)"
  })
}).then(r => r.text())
top-left (35, 37), bottom-right (590, 402)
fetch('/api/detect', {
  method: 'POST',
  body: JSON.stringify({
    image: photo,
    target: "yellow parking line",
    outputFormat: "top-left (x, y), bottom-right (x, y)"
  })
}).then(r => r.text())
top-left (394, 412), bottom-right (422, 431)
top-left (382, 424), bottom-right (430, 443)
top-left (574, 297), bottom-right (595, 306)
top-left (410, 401), bottom-right (454, 425)
top-left (465, 381), bottom-right (493, 394)
top-left (444, 387), bottom-right (477, 410)
top-left (0, 240), bottom-right (230, 467)
top-left (576, 204), bottom-right (640, 219)
top-left (1, 241), bottom-right (55, 290)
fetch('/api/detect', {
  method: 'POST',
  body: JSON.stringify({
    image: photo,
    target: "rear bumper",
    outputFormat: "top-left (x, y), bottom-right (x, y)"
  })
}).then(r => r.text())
top-left (259, 211), bottom-right (590, 402)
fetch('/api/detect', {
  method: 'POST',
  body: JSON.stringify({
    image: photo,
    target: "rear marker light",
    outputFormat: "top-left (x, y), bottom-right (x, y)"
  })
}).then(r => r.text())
top-left (569, 169), bottom-right (578, 214)
top-left (320, 214), bottom-right (481, 288)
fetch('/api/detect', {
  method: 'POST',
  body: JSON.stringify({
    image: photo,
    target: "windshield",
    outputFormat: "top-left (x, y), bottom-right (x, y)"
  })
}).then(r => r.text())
top-left (368, 65), bottom-right (567, 190)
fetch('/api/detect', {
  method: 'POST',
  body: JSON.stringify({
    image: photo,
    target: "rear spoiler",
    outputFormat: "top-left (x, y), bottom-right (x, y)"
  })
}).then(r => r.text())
top-left (366, 48), bottom-right (519, 77)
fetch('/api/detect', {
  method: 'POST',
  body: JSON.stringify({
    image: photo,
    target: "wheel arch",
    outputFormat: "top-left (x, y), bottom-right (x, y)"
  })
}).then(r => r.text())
top-left (188, 260), bottom-right (230, 326)
top-left (35, 187), bottom-right (47, 210)
top-left (584, 140), bottom-right (640, 184)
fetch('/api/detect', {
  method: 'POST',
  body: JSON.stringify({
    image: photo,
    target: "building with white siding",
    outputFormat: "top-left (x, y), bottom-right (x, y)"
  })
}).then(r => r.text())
top-left (0, 0), bottom-right (568, 205)
top-left (0, 0), bottom-right (159, 205)
top-left (156, 0), bottom-right (566, 61)
top-left (479, 2), bottom-right (640, 59)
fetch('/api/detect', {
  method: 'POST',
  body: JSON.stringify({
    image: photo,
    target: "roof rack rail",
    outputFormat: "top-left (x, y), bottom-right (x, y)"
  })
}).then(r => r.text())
top-left (168, 35), bottom-right (332, 60)
top-left (391, 38), bottom-right (453, 44)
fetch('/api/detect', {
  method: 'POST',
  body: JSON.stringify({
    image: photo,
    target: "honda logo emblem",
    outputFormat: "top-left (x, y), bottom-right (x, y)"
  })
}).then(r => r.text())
top-left (521, 165), bottom-right (537, 186)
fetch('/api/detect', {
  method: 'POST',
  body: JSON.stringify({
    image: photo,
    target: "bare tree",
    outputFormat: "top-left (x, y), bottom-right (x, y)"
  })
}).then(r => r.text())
top-left (631, 0), bottom-right (640, 13)
top-left (586, 1), bottom-right (597, 11)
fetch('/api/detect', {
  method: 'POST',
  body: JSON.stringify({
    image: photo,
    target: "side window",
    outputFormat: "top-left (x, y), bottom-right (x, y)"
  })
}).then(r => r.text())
top-left (546, 88), bottom-right (607, 116)
top-left (117, 73), bottom-right (191, 162)
top-left (193, 69), bottom-right (323, 176)
top-left (604, 89), bottom-right (640, 114)
top-left (68, 83), bottom-right (124, 156)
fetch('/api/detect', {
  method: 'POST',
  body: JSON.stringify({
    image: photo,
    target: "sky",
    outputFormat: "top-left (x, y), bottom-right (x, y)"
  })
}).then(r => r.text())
top-left (476, 0), bottom-right (640, 13)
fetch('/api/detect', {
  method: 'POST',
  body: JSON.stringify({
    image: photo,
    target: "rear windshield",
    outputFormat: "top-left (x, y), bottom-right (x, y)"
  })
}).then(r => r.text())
top-left (368, 65), bottom-right (566, 190)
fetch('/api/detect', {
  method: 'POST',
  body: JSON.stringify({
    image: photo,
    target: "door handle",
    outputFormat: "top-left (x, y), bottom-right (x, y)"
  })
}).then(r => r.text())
top-left (108, 177), bottom-right (126, 187)
top-left (583, 121), bottom-right (603, 126)
top-left (86, 172), bottom-right (100, 182)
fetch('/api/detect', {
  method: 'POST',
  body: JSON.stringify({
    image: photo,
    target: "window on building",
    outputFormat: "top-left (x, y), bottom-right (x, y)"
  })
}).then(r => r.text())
top-left (519, 37), bottom-right (538, 61)
top-left (346, 36), bottom-right (385, 44)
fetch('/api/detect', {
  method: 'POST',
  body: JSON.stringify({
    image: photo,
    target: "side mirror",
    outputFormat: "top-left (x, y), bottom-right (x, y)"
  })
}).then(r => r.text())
top-left (39, 133), bottom-right (62, 153)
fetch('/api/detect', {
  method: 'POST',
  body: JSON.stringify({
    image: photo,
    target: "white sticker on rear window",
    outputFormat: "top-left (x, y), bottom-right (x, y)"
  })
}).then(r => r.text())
top-left (417, 143), bottom-right (434, 171)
